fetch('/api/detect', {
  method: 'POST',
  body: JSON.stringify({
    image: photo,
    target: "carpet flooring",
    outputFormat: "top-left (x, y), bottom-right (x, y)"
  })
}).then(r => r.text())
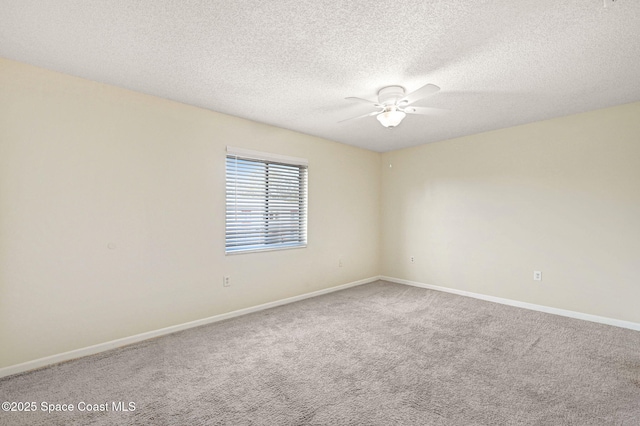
top-left (1, 280), bottom-right (639, 425)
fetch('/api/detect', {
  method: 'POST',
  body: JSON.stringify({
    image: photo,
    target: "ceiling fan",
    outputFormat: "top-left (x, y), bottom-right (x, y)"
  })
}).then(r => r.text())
top-left (341, 83), bottom-right (442, 128)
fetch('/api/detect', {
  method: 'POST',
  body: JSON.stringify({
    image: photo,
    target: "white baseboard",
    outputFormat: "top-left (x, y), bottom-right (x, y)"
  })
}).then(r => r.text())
top-left (381, 276), bottom-right (640, 332)
top-left (5, 275), bottom-right (636, 379)
top-left (0, 276), bottom-right (380, 379)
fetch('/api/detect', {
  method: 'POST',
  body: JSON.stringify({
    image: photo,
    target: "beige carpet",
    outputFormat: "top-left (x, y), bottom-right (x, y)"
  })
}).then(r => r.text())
top-left (1, 280), bottom-right (639, 425)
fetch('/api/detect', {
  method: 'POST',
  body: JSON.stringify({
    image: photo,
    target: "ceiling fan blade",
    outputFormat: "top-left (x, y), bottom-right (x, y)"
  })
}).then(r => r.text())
top-left (400, 83), bottom-right (440, 106)
top-left (338, 110), bottom-right (380, 123)
top-left (403, 106), bottom-right (449, 115)
top-left (345, 97), bottom-right (381, 107)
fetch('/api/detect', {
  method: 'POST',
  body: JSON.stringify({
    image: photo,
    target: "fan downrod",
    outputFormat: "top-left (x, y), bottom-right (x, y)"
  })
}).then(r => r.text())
top-left (377, 86), bottom-right (406, 105)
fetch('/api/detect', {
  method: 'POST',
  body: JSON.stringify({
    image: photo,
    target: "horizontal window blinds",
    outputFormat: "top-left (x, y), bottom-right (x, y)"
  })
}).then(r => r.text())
top-left (225, 149), bottom-right (308, 254)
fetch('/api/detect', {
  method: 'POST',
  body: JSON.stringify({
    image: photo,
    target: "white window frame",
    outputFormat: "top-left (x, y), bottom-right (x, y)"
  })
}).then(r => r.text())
top-left (225, 146), bottom-right (308, 255)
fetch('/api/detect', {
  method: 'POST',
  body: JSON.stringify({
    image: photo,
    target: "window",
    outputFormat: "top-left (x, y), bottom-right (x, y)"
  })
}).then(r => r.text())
top-left (225, 147), bottom-right (308, 254)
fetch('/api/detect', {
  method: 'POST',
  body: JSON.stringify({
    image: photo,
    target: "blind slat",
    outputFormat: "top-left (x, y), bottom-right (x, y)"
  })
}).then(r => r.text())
top-left (226, 153), bottom-right (307, 254)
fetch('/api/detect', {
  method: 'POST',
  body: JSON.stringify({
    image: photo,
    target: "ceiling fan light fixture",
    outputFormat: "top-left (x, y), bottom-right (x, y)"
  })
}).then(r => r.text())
top-left (377, 108), bottom-right (406, 128)
top-left (343, 83), bottom-right (440, 128)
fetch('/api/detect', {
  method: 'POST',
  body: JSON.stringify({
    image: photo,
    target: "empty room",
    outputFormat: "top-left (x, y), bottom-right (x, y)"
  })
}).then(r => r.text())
top-left (1, 1), bottom-right (639, 425)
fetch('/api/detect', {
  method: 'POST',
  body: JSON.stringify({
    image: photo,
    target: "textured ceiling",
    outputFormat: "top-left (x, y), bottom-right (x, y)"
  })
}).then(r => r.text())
top-left (1, 1), bottom-right (639, 152)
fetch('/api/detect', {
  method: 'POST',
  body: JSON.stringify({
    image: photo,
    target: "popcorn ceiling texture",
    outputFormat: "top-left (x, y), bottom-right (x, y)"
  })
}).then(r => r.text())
top-left (0, 1), bottom-right (639, 151)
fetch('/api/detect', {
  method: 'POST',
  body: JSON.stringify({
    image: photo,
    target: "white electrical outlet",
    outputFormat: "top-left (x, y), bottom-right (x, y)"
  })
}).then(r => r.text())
top-left (533, 271), bottom-right (542, 281)
top-left (223, 276), bottom-right (231, 287)
top-left (338, 259), bottom-right (343, 267)
top-left (410, 256), bottom-right (415, 264)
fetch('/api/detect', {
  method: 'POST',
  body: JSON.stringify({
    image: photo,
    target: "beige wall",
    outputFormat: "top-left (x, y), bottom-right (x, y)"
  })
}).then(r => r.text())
top-left (2, 55), bottom-right (639, 370)
top-left (0, 58), bottom-right (381, 368)
top-left (381, 102), bottom-right (640, 323)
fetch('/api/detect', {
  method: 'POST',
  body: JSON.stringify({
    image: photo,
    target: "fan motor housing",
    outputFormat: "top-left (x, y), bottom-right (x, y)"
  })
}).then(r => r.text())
top-left (378, 86), bottom-right (405, 105)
